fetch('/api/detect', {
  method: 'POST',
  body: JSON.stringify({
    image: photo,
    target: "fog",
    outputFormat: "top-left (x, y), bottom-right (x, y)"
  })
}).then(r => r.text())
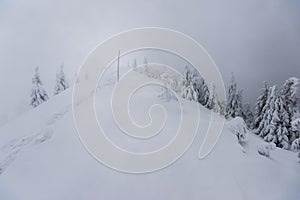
top-left (0, 0), bottom-right (300, 123)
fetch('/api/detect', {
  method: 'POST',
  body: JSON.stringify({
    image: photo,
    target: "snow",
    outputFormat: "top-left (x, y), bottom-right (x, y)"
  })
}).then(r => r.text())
top-left (0, 71), bottom-right (300, 200)
top-left (226, 117), bottom-right (248, 142)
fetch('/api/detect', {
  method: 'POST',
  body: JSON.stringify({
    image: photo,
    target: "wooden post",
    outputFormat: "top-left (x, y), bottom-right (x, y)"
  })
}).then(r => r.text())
top-left (117, 50), bottom-right (120, 82)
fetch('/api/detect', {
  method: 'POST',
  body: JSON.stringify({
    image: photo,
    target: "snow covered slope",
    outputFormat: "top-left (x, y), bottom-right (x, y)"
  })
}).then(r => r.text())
top-left (0, 72), bottom-right (299, 200)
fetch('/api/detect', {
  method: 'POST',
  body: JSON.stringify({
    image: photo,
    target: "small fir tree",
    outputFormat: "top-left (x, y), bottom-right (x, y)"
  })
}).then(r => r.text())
top-left (54, 65), bottom-right (69, 95)
top-left (30, 67), bottom-right (49, 107)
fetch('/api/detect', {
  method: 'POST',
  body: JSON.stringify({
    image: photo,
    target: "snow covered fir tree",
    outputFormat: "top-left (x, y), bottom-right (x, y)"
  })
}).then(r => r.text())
top-left (54, 65), bottom-right (69, 95)
top-left (226, 73), bottom-right (244, 119)
top-left (254, 78), bottom-right (300, 150)
top-left (243, 104), bottom-right (254, 128)
top-left (181, 66), bottom-right (210, 107)
top-left (181, 66), bottom-right (198, 102)
top-left (254, 82), bottom-right (269, 129)
top-left (30, 67), bottom-right (49, 107)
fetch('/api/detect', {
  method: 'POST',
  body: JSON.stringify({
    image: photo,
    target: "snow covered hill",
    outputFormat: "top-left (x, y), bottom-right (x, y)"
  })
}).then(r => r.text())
top-left (0, 72), bottom-right (299, 200)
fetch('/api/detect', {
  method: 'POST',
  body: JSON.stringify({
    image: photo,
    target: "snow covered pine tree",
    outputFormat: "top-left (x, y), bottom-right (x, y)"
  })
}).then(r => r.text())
top-left (255, 78), bottom-right (299, 149)
top-left (264, 93), bottom-right (290, 149)
top-left (243, 104), bottom-right (254, 129)
top-left (54, 65), bottom-right (69, 95)
top-left (254, 82), bottom-right (269, 129)
top-left (226, 73), bottom-right (240, 119)
top-left (181, 66), bottom-right (211, 106)
top-left (30, 67), bottom-right (49, 107)
top-left (181, 66), bottom-right (198, 102)
top-left (235, 89), bottom-right (244, 117)
top-left (291, 138), bottom-right (300, 161)
top-left (206, 84), bottom-right (221, 113)
top-left (189, 68), bottom-right (210, 106)
top-left (280, 77), bottom-right (299, 144)
top-left (256, 86), bottom-right (277, 138)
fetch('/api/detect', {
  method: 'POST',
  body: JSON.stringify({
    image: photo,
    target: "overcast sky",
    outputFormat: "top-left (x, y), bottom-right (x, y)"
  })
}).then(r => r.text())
top-left (0, 0), bottom-right (300, 123)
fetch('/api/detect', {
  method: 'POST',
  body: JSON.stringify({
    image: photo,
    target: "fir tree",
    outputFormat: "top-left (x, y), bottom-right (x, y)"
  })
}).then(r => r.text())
top-left (206, 84), bottom-right (221, 113)
top-left (218, 100), bottom-right (227, 116)
top-left (264, 94), bottom-right (290, 149)
top-left (291, 138), bottom-right (300, 161)
top-left (280, 77), bottom-right (299, 143)
top-left (291, 138), bottom-right (300, 152)
top-left (188, 68), bottom-right (210, 106)
top-left (182, 66), bottom-right (197, 101)
top-left (205, 85), bottom-right (214, 110)
top-left (292, 117), bottom-right (300, 133)
top-left (54, 65), bottom-right (69, 95)
top-left (256, 85), bottom-right (277, 137)
top-left (226, 73), bottom-right (238, 118)
top-left (254, 82), bottom-right (269, 129)
top-left (235, 89), bottom-right (244, 117)
top-left (243, 104), bottom-right (254, 129)
top-left (291, 107), bottom-right (300, 142)
top-left (30, 67), bottom-right (49, 107)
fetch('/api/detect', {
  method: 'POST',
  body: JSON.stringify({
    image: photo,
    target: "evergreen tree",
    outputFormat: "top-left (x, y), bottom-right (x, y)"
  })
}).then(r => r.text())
top-left (182, 66), bottom-right (197, 101)
top-left (291, 138), bottom-right (300, 161)
top-left (30, 67), bottom-right (49, 107)
top-left (292, 116), bottom-right (300, 134)
top-left (182, 84), bottom-right (198, 101)
top-left (206, 84), bottom-right (221, 113)
top-left (280, 77), bottom-right (299, 143)
top-left (205, 85), bottom-right (214, 110)
top-left (256, 85), bottom-right (277, 137)
top-left (291, 138), bottom-right (300, 152)
top-left (235, 89), bottom-right (244, 117)
top-left (254, 78), bottom-right (299, 148)
top-left (226, 73), bottom-right (238, 118)
top-left (254, 82), bottom-right (269, 129)
top-left (291, 106), bottom-right (300, 141)
top-left (54, 65), bottom-right (69, 95)
top-left (190, 68), bottom-right (210, 106)
top-left (264, 94), bottom-right (290, 149)
top-left (218, 100), bottom-right (227, 116)
top-left (243, 104), bottom-right (254, 129)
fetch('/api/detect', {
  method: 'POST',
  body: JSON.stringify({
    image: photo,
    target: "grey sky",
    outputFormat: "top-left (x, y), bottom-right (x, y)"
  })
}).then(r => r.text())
top-left (0, 0), bottom-right (300, 122)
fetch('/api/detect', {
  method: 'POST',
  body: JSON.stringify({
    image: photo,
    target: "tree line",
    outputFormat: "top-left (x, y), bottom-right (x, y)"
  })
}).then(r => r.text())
top-left (181, 66), bottom-right (300, 150)
top-left (136, 61), bottom-right (299, 151)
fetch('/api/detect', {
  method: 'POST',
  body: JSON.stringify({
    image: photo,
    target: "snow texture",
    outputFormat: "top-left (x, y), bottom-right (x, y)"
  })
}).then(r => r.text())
top-left (0, 71), bottom-right (299, 200)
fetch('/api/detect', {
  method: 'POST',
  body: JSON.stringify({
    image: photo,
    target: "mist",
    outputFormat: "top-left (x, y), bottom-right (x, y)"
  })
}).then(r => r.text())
top-left (0, 0), bottom-right (300, 123)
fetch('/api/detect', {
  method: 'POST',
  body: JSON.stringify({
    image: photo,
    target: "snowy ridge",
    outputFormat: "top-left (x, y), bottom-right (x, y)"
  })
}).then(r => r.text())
top-left (0, 72), bottom-right (299, 200)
